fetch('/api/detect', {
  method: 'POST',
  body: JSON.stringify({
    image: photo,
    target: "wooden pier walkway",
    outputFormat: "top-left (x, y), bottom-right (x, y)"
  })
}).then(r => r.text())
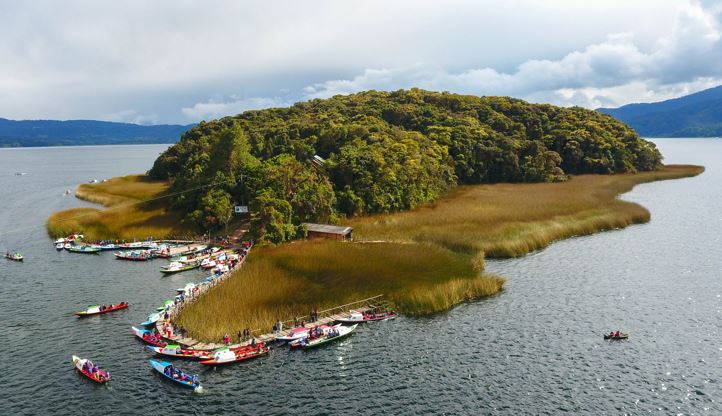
top-left (156, 262), bottom-right (386, 351)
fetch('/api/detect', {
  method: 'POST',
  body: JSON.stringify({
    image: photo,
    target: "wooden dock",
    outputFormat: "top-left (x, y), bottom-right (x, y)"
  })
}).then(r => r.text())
top-left (156, 267), bottom-right (386, 351)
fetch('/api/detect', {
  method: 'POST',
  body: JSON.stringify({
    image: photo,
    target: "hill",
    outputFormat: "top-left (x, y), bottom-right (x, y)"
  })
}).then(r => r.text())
top-left (598, 85), bottom-right (722, 137)
top-left (0, 118), bottom-right (194, 147)
top-left (149, 88), bottom-right (662, 243)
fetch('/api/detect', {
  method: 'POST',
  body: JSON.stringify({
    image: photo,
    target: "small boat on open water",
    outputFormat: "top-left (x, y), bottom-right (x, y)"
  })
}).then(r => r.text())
top-left (149, 359), bottom-right (201, 390)
top-left (75, 302), bottom-right (128, 317)
top-left (604, 333), bottom-right (629, 340)
top-left (5, 251), bottom-right (23, 261)
top-left (199, 343), bottom-right (269, 366)
top-left (72, 355), bottom-right (111, 384)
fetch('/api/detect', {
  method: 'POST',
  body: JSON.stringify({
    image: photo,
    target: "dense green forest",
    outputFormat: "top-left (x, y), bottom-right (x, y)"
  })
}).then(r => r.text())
top-left (149, 89), bottom-right (662, 244)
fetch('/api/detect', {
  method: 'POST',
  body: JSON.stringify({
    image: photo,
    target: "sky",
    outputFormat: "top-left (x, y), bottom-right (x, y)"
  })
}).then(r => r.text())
top-left (1, 0), bottom-right (721, 124)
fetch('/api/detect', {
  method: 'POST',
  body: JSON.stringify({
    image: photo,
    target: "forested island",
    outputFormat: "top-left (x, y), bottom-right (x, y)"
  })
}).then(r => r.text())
top-left (48, 89), bottom-right (703, 340)
top-left (149, 89), bottom-right (662, 244)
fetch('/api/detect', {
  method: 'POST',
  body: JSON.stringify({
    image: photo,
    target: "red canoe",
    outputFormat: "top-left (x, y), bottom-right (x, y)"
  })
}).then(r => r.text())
top-left (132, 326), bottom-right (167, 347)
top-left (72, 355), bottom-right (111, 384)
top-left (200, 343), bottom-right (269, 366)
top-left (75, 302), bottom-right (129, 317)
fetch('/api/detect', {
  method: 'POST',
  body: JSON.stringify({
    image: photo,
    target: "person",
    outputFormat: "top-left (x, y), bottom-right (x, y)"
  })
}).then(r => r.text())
top-left (278, 320), bottom-right (283, 332)
top-left (223, 333), bottom-right (230, 345)
top-left (251, 338), bottom-right (257, 348)
top-left (609, 331), bottom-right (615, 337)
top-left (237, 330), bottom-right (242, 343)
top-left (192, 374), bottom-right (199, 385)
top-left (614, 331), bottom-right (620, 337)
top-left (180, 326), bottom-right (186, 338)
top-left (105, 370), bottom-right (110, 380)
top-left (272, 323), bottom-right (278, 335)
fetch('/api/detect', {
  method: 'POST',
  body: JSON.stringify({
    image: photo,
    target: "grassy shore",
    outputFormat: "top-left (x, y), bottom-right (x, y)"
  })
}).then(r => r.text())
top-left (350, 165), bottom-right (705, 257)
top-left (176, 164), bottom-right (703, 341)
top-left (46, 174), bottom-right (193, 241)
top-left (175, 241), bottom-right (504, 341)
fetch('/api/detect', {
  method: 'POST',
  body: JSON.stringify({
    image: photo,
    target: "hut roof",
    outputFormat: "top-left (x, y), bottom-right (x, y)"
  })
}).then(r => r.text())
top-left (302, 223), bottom-right (353, 235)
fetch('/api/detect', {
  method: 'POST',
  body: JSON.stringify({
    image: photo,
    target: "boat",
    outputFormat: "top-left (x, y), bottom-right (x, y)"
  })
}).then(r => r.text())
top-left (290, 324), bottom-right (357, 349)
top-left (132, 326), bottom-right (167, 347)
top-left (75, 302), bottom-right (128, 317)
top-left (275, 324), bottom-right (338, 342)
top-left (147, 345), bottom-right (214, 360)
top-left (149, 359), bottom-right (201, 390)
top-left (114, 250), bottom-right (153, 261)
top-left (139, 311), bottom-right (162, 327)
top-left (72, 355), bottom-right (111, 384)
top-left (67, 245), bottom-right (101, 254)
top-left (97, 244), bottom-right (117, 251)
top-left (200, 258), bottom-right (217, 269)
top-left (199, 343), bottom-right (269, 366)
top-left (335, 310), bottom-right (398, 324)
top-left (56, 243), bottom-right (64, 250)
top-left (156, 300), bottom-right (174, 312)
top-left (160, 261), bottom-right (200, 274)
top-left (604, 333), bottom-right (629, 340)
top-left (5, 251), bottom-right (23, 261)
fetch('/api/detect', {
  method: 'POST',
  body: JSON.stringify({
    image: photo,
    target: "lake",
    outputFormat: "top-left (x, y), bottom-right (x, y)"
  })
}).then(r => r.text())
top-left (1, 140), bottom-right (720, 415)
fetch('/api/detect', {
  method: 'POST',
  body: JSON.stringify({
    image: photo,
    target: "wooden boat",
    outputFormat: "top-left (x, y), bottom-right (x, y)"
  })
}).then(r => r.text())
top-left (160, 261), bottom-right (200, 274)
top-left (199, 343), bottom-right (269, 366)
top-left (147, 345), bottom-right (215, 360)
top-left (139, 311), bottom-right (162, 327)
top-left (604, 333), bottom-right (629, 340)
top-left (149, 359), bottom-right (201, 390)
top-left (67, 245), bottom-right (101, 254)
top-left (97, 244), bottom-right (117, 251)
top-left (132, 326), bottom-right (167, 347)
top-left (290, 324), bottom-right (357, 349)
top-left (5, 252), bottom-right (23, 261)
top-left (114, 250), bottom-right (153, 261)
top-left (276, 325), bottom-right (334, 342)
top-left (72, 355), bottom-right (111, 384)
top-left (335, 311), bottom-right (398, 324)
top-left (75, 302), bottom-right (128, 317)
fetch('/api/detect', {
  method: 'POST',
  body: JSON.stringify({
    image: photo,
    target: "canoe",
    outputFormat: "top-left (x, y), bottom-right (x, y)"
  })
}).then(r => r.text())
top-left (147, 345), bottom-right (215, 360)
top-left (149, 359), bottom-right (200, 390)
top-left (335, 311), bottom-right (398, 324)
top-left (276, 325), bottom-right (335, 342)
top-left (200, 343), bottom-right (269, 366)
top-left (290, 324), bottom-right (357, 349)
top-left (67, 245), bottom-right (101, 254)
top-left (75, 302), bottom-right (128, 317)
top-left (156, 300), bottom-right (174, 311)
top-left (604, 333), bottom-right (629, 340)
top-left (114, 250), bottom-right (152, 261)
top-left (72, 355), bottom-right (111, 384)
top-left (132, 326), bottom-right (167, 347)
top-left (5, 252), bottom-right (23, 261)
top-left (160, 261), bottom-right (200, 274)
top-left (139, 311), bottom-right (162, 327)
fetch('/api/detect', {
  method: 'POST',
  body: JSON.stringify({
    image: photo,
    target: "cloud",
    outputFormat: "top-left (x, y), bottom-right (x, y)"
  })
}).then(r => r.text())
top-left (302, 0), bottom-right (722, 109)
top-left (103, 110), bottom-right (159, 125)
top-left (181, 96), bottom-right (290, 121)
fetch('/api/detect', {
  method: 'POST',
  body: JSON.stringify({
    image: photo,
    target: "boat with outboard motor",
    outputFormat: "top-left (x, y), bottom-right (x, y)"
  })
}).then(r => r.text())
top-left (276, 324), bottom-right (336, 342)
top-left (5, 251), bottom-right (23, 261)
top-left (72, 355), bottom-right (111, 384)
top-left (132, 326), bottom-right (167, 347)
top-left (335, 310), bottom-right (398, 324)
top-left (67, 245), bottom-right (101, 254)
top-left (75, 302), bottom-right (128, 317)
top-left (114, 250), bottom-right (153, 261)
top-left (147, 344), bottom-right (215, 360)
top-left (160, 260), bottom-right (200, 274)
top-left (199, 343), bottom-right (269, 366)
top-left (290, 324), bottom-right (357, 349)
top-left (149, 359), bottom-right (201, 390)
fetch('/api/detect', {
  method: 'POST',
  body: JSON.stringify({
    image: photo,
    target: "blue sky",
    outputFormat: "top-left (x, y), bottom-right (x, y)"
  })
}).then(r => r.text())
top-left (0, 0), bottom-right (720, 124)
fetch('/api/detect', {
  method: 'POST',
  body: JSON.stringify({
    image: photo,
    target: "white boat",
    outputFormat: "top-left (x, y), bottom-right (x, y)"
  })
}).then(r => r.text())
top-left (200, 258), bottom-right (216, 269)
top-left (64, 243), bottom-right (72, 250)
top-left (277, 324), bottom-right (340, 342)
top-left (56, 243), bottom-right (64, 250)
top-left (54, 238), bottom-right (65, 244)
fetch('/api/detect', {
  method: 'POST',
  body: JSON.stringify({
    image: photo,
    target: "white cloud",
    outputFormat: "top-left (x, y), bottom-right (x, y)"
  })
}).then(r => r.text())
top-left (181, 96), bottom-right (290, 121)
top-left (103, 110), bottom-right (159, 125)
top-left (302, 0), bottom-right (722, 109)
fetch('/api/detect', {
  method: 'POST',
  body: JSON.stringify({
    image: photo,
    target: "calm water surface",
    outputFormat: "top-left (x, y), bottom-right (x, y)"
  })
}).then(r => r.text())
top-left (1, 140), bottom-right (720, 415)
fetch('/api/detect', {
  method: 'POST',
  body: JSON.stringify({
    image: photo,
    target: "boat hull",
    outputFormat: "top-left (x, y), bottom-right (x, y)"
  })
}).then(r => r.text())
top-left (72, 355), bottom-right (110, 384)
top-left (75, 303), bottom-right (128, 317)
top-left (200, 346), bottom-right (269, 366)
top-left (149, 359), bottom-right (199, 389)
top-left (604, 334), bottom-right (629, 340)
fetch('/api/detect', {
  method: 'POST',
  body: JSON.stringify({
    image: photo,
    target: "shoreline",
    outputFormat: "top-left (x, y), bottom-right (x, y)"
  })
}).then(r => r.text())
top-left (47, 164), bottom-right (704, 343)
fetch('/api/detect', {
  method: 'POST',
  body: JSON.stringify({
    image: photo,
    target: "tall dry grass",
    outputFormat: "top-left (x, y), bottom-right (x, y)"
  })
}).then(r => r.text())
top-left (46, 174), bottom-right (193, 241)
top-left (350, 165), bottom-right (704, 257)
top-left (175, 240), bottom-right (505, 341)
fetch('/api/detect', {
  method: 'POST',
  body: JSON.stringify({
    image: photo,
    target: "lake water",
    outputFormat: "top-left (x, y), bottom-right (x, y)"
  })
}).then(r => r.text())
top-left (1, 140), bottom-right (720, 415)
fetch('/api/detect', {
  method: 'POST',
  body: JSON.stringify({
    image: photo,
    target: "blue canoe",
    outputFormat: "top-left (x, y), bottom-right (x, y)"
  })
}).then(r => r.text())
top-left (149, 359), bottom-right (200, 390)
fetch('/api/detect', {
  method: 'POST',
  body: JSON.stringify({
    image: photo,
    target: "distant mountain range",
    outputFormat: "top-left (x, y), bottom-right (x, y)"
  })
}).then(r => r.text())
top-left (0, 118), bottom-right (194, 147)
top-left (598, 85), bottom-right (722, 137)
